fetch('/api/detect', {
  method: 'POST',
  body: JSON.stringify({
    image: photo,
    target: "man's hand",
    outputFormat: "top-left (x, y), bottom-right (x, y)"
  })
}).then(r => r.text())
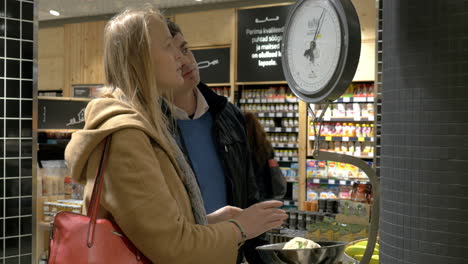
top-left (207, 206), bottom-right (243, 224)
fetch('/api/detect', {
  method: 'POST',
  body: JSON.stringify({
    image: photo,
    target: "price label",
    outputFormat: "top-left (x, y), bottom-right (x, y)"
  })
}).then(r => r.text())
top-left (355, 116), bottom-right (361, 121)
top-left (355, 97), bottom-right (366, 102)
top-left (358, 137), bottom-right (365, 142)
top-left (287, 144), bottom-right (294, 148)
top-left (261, 99), bottom-right (267, 103)
top-left (309, 136), bottom-right (315, 141)
top-left (339, 180), bottom-right (347, 185)
top-left (369, 116), bottom-right (375, 121)
top-left (278, 143), bottom-right (284, 148)
top-left (367, 97), bottom-right (374, 103)
top-left (240, 99), bottom-right (245, 103)
top-left (247, 99), bottom-right (253, 103)
top-left (264, 127), bottom-right (270, 132)
top-left (343, 97), bottom-right (351, 103)
top-left (254, 99), bottom-right (261, 103)
top-left (258, 113), bottom-right (265, 117)
top-left (293, 157), bottom-right (298, 162)
top-left (287, 113), bottom-right (294, 117)
top-left (286, 128), bottom-right (292, 132)
top-left (268, 113), bottom-right (275, 117)
top-left (325, 136), bottom-right (332, 141)
top-left (313, 179), bottom-right (320, 184)
top-left (342, 137), bottom-right (349, 141)
top-left (275, 127), bottom-right (282, 132)
top-left (267, 99), bottom-right (273, 103)
top-left (328, 180), bottom-right (336, 184)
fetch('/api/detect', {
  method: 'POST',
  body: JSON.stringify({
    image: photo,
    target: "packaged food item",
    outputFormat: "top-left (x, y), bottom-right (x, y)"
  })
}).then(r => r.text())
top-left (43, 202), bottom-right (53, 213)
top-left (316, 161), bottom-right (328, 179)
top-left (43, 212), bottom-right (55, 222)
top-left (334, 141), bottom-right (341, 152)
top-left (346, 104), bottom-right (354, 118)
top-left (298, 211), bottom-right (306, 230)
top-left (307, 183), bottom-right (319, 201)
top-left (327, 161), bottom-right (337, 178)
top-left (292, 183), bottom-right (299, 200)
top-left (355, 142), bottom-right (362, 155)
top-left (306, 160), bottom-right (316, 178)
top-left (353, 103), bottom-right (361, 119)
top-left (336, 162), bottom-right (348, 180)
top-left (347, 142), bottom-right (355, 154)
top-left (339, 186), bottom-right (352, 199)
top-left (341, 142), bottom-right (348, 153)
top-left (289, 210), bottom-right (297, 229)
top-left (346, 163), bottom-right (358, 179)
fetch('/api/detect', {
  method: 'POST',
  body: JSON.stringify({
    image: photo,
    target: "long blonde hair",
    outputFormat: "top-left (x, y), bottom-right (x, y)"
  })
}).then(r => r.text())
top-left (103, 7), bottom-right (178, 159)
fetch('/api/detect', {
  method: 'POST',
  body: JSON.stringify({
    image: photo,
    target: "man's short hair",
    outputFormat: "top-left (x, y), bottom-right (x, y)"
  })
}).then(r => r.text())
top-left (166, 19), bottom-right (183, 37)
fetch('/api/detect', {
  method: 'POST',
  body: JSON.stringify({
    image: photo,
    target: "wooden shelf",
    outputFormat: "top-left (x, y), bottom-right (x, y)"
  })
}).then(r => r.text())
top-left (272, 143), bottom-right (299, 148)
top-left (240, 98), bottom-right (298, 104)
top-left (309, 136), bottom-right (374, 142)
top-left (265, 127), bottom-right (299, 133)
top-left (256, 112), bottom-right (300, 118)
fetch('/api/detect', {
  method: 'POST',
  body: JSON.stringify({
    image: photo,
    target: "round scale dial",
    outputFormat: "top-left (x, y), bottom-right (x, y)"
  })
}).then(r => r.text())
top-left (282, 0), bottom-right (361, 103)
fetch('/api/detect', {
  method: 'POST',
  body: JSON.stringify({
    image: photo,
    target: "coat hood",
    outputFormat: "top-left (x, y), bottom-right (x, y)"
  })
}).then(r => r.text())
top-left (64, 98), bottom-right (165, 183)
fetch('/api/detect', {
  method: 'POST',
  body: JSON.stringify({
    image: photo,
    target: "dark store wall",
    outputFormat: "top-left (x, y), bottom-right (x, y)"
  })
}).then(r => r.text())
top-left (0, 0), bottom-right (35, 263)
top-left (381, 1), bottom-right (468, 263)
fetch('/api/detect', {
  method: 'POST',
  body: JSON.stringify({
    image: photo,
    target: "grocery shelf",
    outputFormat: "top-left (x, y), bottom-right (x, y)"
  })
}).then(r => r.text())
top-left (332, 97), bottom-right (374, 103)
top-left (284, 177), bottom-right (298, 183)
top-left (308, 178), bottom-right (369, 186)
top-left (240, 98), bottom-right (299, 104)
top-left (257, 112), bottom-right (300, 118)
top-left (39, 222), bottom-right (52, 230)
top-left (308, 136), bottom-right (374, 142)
top-left (265, 127), bottom-right (299, 133)
top-left (309, 116), bottom-right (375, 122)
top-left (307, 152), bottom-right (374, 159)
top-left (276, 156), bottom-right (299, 162)
top-left (271, 143), bottom-right (299, 148)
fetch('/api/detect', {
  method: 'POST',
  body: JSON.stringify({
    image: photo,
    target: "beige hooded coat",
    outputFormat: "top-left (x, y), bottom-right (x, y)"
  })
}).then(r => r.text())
top-left (65, 98), bottom-right (238, 263)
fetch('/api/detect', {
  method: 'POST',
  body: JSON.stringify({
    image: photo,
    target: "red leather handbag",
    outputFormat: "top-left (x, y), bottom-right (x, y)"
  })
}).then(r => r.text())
top-left (48, 136), bottom-right (151, 264)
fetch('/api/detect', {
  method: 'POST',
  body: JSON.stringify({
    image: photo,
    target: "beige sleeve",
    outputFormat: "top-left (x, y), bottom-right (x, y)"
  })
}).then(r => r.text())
top-left (98, 128), bottom-right (239, 264)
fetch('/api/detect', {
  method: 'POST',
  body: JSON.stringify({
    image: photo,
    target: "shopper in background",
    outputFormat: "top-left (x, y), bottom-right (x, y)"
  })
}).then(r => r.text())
top-left (65, 7), bottom-right (287, 264)
top-left (244, 112), bottom-right (287, 201)
top-left (243, 112), bottom-right (287, 264)
top-left (166, 20), bottom-right (264, 263)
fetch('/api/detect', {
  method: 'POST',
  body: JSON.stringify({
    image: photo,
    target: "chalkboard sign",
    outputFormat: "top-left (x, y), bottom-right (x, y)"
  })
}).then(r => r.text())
top-left (192, 48), bottom-right (230, 84)
top-left (38, 98), bottom-right (90, 130)
top-left (237, 5), bottom-right (293, 82)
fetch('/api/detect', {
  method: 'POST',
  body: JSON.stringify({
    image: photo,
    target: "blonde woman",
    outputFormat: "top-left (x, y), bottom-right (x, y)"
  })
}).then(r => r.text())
top-left (64, 7), bottom-right (286, 264)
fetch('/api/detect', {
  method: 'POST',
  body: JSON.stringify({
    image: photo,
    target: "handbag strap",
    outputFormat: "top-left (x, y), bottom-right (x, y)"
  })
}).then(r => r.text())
top-left (87, 136), bottom-right (112, 248)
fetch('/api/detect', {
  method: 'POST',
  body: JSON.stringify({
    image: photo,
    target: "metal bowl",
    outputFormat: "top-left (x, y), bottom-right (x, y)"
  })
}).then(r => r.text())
top-left (256, 241), bottom-right (348, 264)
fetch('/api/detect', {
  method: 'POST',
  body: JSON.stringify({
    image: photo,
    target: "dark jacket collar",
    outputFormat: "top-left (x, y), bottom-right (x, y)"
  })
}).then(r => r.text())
top-left (197, 82), bottom-right (228, 116)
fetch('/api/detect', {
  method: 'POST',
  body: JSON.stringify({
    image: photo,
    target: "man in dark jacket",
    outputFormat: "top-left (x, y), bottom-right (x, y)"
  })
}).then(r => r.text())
top-left (166, 20), bottom-right (264, 263)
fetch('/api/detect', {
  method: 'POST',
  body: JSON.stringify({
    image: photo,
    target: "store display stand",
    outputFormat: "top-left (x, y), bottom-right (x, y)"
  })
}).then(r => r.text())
top-left (308, 102), bottom-right (379, 264)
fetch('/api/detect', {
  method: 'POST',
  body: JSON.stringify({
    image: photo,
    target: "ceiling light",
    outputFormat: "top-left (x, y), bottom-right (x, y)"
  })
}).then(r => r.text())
top-left (195, 0), bottom-right (203, 2)
top-left (49, 10), bottom-right (60, 16)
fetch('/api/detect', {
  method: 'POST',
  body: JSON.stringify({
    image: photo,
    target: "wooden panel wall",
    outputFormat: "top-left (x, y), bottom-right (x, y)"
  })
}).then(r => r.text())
top-left (38, 27), bottom-right (64, 91)
top-left (38, 1), bottom-right (376, 93)
top-left (353, 40), bottom-right (376, 82)
top-left (63, 21), bottom-right (106, 96)
top-left (173, 9), bottom-right (235, 47)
